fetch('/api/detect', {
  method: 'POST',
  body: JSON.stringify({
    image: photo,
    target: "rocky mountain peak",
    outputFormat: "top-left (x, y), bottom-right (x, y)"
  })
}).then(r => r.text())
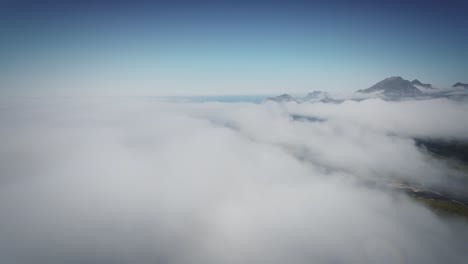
top-left (357, 76), bottom-right (422, 100)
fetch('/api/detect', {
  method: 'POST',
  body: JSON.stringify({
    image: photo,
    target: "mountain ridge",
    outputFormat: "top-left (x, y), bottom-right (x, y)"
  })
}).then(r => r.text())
top-left (453, 82), bottom-right (468, 89)
top-left (265, 76), bottom-right (468, 104)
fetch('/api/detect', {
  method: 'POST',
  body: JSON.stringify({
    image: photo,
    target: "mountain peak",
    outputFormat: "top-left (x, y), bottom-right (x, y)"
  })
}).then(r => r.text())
top-left (411, 79), bottom-right (433, 88)
top-left (357, 76), bottom-right (422, 100)
top-left (266, 94), bottom-right (299, 103)
top-left (304, 91), bottom-right (328, 99)
top-left (301, 91), bottom-right (341, 103)
top-left (453, 82), bottom-right (468, 88)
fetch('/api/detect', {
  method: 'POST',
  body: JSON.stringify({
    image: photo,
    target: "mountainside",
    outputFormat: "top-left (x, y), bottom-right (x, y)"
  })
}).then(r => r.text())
top-left (357, 76), bottom-right (422, 100)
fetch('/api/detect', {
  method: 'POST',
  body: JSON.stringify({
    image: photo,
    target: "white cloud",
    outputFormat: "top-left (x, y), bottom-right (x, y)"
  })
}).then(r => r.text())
top-left (0, 97), bottom-right (467, 263)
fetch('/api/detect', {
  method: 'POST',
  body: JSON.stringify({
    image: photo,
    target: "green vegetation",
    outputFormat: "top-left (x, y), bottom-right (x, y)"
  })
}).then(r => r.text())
top-left (416, 198), bottom-right (468, 219)
top-left (415, 138), bottom-right (468, 163)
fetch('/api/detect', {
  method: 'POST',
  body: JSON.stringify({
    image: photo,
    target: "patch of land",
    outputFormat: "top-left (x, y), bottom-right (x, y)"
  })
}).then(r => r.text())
top-left (416, 198), bottom-right (468, 218)
top-left (403, 138), bottom-right (468, 219)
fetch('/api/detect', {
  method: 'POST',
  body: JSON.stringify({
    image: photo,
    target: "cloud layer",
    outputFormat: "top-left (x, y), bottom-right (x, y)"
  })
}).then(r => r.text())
top-left (0, 97), bottom-right (467, 263)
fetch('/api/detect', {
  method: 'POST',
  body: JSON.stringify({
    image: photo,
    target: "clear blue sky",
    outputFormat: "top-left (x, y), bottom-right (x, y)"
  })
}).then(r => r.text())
top-left (1, 0), bottom-right (467, 96)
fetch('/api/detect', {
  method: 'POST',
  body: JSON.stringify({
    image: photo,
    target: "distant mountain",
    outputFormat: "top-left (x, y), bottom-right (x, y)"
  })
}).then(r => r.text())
top-left (266, 94), bottom-right (299, 103)
top-left (302, 91), bottom-right (343, 103)
top-left (266, 92), bottom-right (342, 104)
top-left (411, 79), bottom-right (433, 88)
top-left (319, 97), bottom-right (343, 103)
top-left (265, 77), bottom-right (468, 104)
top-left (453, 82), bottom-right (468, 89)
top-left (302, 91), bottom-right (329, 101)
top-left (357, 76), bottom-right (422, 100)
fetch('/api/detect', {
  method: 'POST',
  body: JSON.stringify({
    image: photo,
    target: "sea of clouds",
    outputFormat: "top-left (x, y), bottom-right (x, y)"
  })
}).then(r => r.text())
top-left (1, 97), bottom-right (468, 263)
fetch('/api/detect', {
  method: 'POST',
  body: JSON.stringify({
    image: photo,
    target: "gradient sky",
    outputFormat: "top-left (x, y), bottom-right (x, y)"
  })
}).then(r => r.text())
top-left (1, 0), bottom-right (467, 96)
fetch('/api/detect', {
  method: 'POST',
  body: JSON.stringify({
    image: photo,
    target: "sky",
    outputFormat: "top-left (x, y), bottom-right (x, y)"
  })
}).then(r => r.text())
top-left (2, 2), bottom-right (468, 262)
top-left (1, 0), bottom-right (468, 96)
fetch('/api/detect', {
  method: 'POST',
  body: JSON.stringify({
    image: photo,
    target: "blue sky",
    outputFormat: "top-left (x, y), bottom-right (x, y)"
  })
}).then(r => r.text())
top-left (1, 0), bottom-right (467, 96)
